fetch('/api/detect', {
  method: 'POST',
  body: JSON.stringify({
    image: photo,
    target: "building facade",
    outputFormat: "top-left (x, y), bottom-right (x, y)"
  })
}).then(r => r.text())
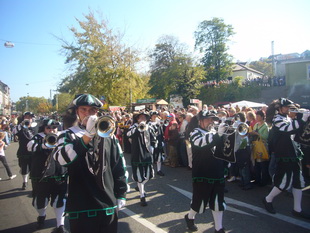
top-left (0, 81), bottom-right (11, 116)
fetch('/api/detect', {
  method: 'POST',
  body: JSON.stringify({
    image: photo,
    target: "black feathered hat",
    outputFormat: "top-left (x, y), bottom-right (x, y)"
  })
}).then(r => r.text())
top-left (71, 94), bottom-right (103, 108)
top-left (279, 98), bottom-right (295, 107)
top-left (198, 110), bottom-right (219, 121)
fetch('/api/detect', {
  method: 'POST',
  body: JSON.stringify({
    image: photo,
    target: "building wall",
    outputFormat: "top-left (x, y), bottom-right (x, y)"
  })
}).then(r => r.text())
top-left (285, 61), bottom-right (310, 86)
top-left (232, 70), bottom-right (263, 81)
top-left (0, 81), bottom-right (11, 116)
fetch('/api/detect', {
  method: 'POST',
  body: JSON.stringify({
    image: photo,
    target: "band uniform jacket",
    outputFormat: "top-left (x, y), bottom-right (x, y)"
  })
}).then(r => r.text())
top-left (127, 123), bottom-right (154, 164)
top-left (27, 132), bottom-right (67, 180)
top-left (190, 127), bottom-right (226, 179)
top-left (16, 124), bottom-right (34, 157)
top-left (269, 113), bottom-right (305, 159)
top-left (53, 125), bottom-right (127, 216)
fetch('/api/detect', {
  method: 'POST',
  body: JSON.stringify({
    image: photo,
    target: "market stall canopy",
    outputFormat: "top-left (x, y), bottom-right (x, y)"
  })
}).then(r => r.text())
top-left (223, 100), bottom-right (267, 108)
top-left (156, 99), bottom-right (168, 105)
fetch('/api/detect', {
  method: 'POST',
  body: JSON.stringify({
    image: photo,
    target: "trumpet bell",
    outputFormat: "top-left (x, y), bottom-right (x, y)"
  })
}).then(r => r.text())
top-left (23, 120), bottom-right (37, 129)
top-left (237, 123), bottom-right (249, 136)
top-left (138, 121), bottom-right (148, 132)
top-left (45, 133), bottom-right (58, 148)
top-left (96, 116), bottom-right (116, 138)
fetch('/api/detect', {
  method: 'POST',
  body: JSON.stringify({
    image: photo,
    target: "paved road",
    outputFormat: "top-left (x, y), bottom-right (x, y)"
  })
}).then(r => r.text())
top-left (1, 142), bottom-right (310, 233)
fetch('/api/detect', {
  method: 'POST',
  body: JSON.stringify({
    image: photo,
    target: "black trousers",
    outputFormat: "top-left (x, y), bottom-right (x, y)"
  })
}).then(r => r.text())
top-left (69, 212), bottom-right (118, 233)
top-left (18, 155), bottom-right (31, 175)
top-left (0, 156), bottom-right (13, 177)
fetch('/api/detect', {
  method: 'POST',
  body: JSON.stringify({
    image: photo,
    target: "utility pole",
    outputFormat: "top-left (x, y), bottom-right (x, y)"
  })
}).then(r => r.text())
top-left (271, 41), bottom-right (275, 82)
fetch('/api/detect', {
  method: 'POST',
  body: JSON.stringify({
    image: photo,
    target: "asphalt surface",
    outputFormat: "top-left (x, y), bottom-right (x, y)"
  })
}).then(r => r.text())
top-left (1, 142), bottom-right (310, 233)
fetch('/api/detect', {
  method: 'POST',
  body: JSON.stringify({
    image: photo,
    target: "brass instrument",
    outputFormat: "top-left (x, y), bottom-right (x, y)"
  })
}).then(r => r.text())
top-left (44, 133), bottom-right (58, 148)
top-left (210, 122), bottom-right (249, 136)
top-left (138, 121), bottom-right (148, 132)
top-left (22, 119), bottom-right (37, 128)
top-left (96, 115), bottom-right (116, 138)
top-left (289, 108), bottom-right (310, 114)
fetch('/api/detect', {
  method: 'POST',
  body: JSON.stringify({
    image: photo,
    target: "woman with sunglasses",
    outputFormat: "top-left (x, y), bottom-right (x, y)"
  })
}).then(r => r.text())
top-left (27, 118), bottom-right (68, 233)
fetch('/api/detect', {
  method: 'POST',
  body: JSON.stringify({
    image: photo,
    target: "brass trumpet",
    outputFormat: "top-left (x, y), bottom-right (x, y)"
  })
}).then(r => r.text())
top-left (22, 119), bottom-right (37, 128)
top-left (96, 115), bottom-right (116, 138)
top-left (44, 133), bottom-right (58, 148)
top-left (210, 122), bottom-right (249, 136)
top-left (138, 121), bottom-right (148, 132)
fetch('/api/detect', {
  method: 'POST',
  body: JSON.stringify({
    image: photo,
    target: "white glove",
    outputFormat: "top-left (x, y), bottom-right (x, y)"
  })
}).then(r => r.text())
top-left (117, 199), bottom-right (126, 211)
top-left (84, 115), bottom-right (98, 138)
top-left (217, 123), bottom-right (226, 136)
top-left (302, 111), bottom-right (310, 122)
top-left (150, 146), bottom-right (154, 154)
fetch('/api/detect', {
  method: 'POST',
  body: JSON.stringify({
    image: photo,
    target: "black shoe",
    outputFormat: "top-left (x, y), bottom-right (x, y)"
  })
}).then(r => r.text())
top-left (157, 170), bottom-right (165, 176)
top-left (184, 214), bottom-right (198, 231)
top-left (22, 182), bottom-right (27, 190)
top-left (37, 215), bottom-right (46, 229)
top-left (215, 228), bottom-right (225, 233)
top-left (292, 210), bottom-right (310, 219)
top-left (52, 225), bottom-right (69, 233)
top-left (140, 197), bottom-right (147, 207)
top-left (262, 197), bottom-right (276, 214)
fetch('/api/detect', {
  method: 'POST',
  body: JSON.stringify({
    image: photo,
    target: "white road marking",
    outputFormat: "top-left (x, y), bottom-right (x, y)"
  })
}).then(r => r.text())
top-left (168, 185), bottom-right (255, 217)
top-left (169, 184), bottom-right (310, 230)
top-left (121, 208), bottom-right (167, 233)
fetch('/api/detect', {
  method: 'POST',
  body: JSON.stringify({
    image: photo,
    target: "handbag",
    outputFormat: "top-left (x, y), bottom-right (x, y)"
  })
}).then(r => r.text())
top-left (252, 136), bottom-right (269, 160)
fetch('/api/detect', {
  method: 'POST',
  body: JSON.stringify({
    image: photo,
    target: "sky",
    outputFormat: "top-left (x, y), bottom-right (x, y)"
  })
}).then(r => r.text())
top-left (1, 0), bottom-right (310, 102)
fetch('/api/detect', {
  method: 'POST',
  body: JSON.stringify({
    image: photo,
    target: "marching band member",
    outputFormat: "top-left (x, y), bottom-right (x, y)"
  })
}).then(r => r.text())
top-left (263, 98), bottom-right (310, 219)
top-left (127, 112), bottom-right (154, 206)
top-left (15, 111), bottom-right (36, 190)
top-left (148, 111), bottom-right (165, 176)
top-left (27, 119), bottom-right (68, 233)
top-left (184, 110), bottom-right (227, 233)
top-left (53, 94), bottom-right (127, 233)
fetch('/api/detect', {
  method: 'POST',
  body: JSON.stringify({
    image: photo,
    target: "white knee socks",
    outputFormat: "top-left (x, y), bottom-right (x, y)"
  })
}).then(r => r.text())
top-left (188, 208), bottom-right (197, 219)
top-left (266, 186), bottom-right (282, 202)
top-left (292, 188), bottom-right (302, 212)
top-left (212, 210), bottom-right (223, 231)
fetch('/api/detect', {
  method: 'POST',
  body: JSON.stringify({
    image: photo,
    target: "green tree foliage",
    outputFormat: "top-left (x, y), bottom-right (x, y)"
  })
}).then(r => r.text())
top-left (53, 93), bottom-right (75, 114)
top-left (57, 11), bottom-right (146, 105)
top-left (149, 35), bottom-right (205, 104)
top-left (16, 96), bottom-right (52, 114)
top-left (249, 60), bottom-right (272, 78)
top-left (195, 18), bottom-right (235, 82)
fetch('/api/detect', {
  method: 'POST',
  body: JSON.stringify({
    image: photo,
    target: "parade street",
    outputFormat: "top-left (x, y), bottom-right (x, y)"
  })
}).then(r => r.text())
top-left (1, 142), bottom-right (310, 233)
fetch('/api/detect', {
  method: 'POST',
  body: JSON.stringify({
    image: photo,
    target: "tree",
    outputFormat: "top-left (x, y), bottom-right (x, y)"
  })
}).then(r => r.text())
top-left (15, 96), bottom-right (52, 114)
top-left (195, 18), bottom-right (235, 82)
top-left (57, 10), bottom-right (147, 106)
top-left (52, 93), bottom-right (75, 113)
top-left (249, 60), bottom-right (272, 78)
top-left (149, 35), bottom-right (204, 103)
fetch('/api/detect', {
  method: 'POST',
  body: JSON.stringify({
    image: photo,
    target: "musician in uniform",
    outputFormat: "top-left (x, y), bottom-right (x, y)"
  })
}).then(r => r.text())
top-left (123, 114), bottom-right (132, 153)
top-left (263, 98), bottom-right (310, 219)
top-left (27, 118), bottom-right (68, 233)
top-left (148, 111), bottom-right (165, 176)
top-left (184, 110), bottom-right (227, 233)
top-left (127, 112), bottom-right (154, 206)
top-left (53, 94), bottom-right (127, 233)
top-left (15, 111), bottom-right (36, 190)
